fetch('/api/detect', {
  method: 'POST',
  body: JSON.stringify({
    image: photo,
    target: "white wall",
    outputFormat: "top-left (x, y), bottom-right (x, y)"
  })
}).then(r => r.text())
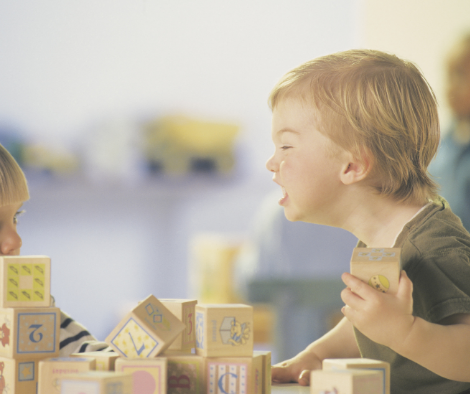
top-left (358, 0), bottom-right (470, 130)
top-left (0, 1), bottom-right (358, 340)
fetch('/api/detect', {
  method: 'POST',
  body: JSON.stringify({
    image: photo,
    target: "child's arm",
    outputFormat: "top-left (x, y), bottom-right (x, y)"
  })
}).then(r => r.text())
top-left (271, 315), bottom-right (360, 385)
top-left (342, 271), bottom-right (470, 382)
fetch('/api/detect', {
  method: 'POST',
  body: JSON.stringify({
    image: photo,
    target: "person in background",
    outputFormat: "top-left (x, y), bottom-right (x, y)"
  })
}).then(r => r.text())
top-left (428, 33), bottom-right (470, 231)
top-left (0, 143), bottom-right (111, 355)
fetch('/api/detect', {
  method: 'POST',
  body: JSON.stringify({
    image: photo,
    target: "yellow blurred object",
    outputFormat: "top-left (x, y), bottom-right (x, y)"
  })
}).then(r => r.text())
top-left (22, 144), bottom-right (79, 175)
top-left (253, 304), bottom-right (276, 344)
top-left (144, 115), bottom-right (240, 174)
top-left (189, 233), bottom-right (244, 304)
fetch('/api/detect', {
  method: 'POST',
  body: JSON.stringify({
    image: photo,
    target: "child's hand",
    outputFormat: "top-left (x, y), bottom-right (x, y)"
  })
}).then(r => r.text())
top-left (272, 349), bottom-right (322, 386)
top-left (340, 270), bottom-right (415, 350)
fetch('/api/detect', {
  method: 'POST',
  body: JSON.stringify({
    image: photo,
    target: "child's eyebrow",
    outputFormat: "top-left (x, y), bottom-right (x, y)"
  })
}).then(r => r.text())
top-left (276, 128), bottom-right (300, 136)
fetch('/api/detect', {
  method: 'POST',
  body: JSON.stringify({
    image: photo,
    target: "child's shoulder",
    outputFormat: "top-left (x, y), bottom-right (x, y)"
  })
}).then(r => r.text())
top-left (404, 197), bottom-right (470, 259)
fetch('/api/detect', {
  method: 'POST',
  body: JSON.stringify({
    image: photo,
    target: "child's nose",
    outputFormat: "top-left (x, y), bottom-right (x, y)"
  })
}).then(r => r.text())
top-left (0, 229), bottom-right (22, 255)
top-left (266, 154), bottom-right (277, 172)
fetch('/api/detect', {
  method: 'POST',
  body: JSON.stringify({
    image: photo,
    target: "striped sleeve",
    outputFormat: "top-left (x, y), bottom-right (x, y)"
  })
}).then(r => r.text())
top-left (59, 310), bottom-right (113, 356)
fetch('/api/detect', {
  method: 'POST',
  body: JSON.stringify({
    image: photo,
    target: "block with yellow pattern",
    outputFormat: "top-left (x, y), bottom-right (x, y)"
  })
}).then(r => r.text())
top-left (105, 294), bottom-right (185, 358)
top-left (0, 356), bottom-right (40, 394)
top-left (350, 248), bottom-right (401, 295)
top-left (0, 256), bottom-right (51, 308)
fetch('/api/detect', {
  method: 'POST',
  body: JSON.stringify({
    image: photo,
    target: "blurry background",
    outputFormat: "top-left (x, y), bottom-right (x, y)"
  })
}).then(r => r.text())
top-left (1, 0), bottom-right (470, 362)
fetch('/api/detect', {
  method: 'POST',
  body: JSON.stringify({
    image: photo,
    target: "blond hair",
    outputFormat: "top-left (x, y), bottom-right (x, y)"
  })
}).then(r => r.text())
top-left (0, 144), bottom-right (29, 206)
top-left (269, 49), bottom-right (440, 204)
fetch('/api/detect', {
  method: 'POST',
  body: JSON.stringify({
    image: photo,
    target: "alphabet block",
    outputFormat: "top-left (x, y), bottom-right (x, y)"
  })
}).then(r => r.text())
top-left (0, 356), bottom-right (40, 394)
top-left (160, 298), bottom-right (197, 351)
top-left (38, 356), bottom-right (96, 394)
top-left (70, 352), bottom-right (120, 371)
top-left (253, 350), bottom-right (271, 394)
top-left (115, 356), bottom-right (167, 394)
top-left (0, 306), bottom-right (60, 359)
top-left (205, 353), bottom-right (263, 394)
top-left (323, 358), bottom-right (390, 394)
top-left (105, 294), bottom-right (185, 358)
top-left (350, 248), bottom-right (401, 294)
top-left (195, 304), bottom-right (253, 357)
top-left (0, 255), bottom-right (51, 308)
top-left (310, 369), bottom-right (383, 394)
top-left (59, 371), bottom-right (133, 394)
top-left (166, 352), bottom-right (204, 394)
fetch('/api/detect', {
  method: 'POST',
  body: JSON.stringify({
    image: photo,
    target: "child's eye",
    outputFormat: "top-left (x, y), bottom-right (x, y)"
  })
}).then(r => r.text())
top-left (14, 210), bottom-right (25, 225)
top-left (281, 145), bottom-right (292, 150)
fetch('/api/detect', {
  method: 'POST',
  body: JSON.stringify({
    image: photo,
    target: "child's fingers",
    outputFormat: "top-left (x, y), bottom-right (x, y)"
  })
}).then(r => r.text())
top-left (298, 369), bottom-right (311, 386)
top-left (271, 364), bottom-right (297, 383)
top-left (341, 287), bottom-right (364, 310)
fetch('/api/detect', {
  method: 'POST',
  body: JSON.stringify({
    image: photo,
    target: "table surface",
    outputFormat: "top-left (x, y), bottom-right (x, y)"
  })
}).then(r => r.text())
top-left (272, 383), bottom-right (310, 393)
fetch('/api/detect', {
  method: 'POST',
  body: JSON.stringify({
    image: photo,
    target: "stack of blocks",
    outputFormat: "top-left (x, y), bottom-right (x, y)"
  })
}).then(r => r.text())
top-left (0, 255), bottom-right (60, 393)
top-left (195, 303), bottom-right (271, 394)
top-left (63, 296), bottom-right (271, 394)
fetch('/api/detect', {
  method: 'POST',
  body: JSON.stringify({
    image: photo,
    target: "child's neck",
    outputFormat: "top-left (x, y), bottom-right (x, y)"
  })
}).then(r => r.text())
top-left (341, 192), bottom-right (427, 248)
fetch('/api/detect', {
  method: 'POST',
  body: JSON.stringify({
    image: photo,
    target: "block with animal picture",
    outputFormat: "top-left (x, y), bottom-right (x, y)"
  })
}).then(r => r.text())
top-left (38, 356), bottom-right (96, 394)
top-left (166, 351), bottom-right (204, 394)
top-left (70, 351), bottom-right (120, 371)
top-left (0, 255), bottom-right (51, 308)
top-left (205, 352), bottom-right (263, 394)
top-left (160, 298), bottom-right (197, 352)
top-left (195, 304), bottom-right (253, 357)
top-left (323, 358), bottom-right (390, 394)
top-left (0, 306), bottom-right (60, 359)
top-left (310, 369), bottom-right (383, 394)
top-left (0, 356), bottom-right (40, 394)
top-left (58, 371), bottom-right (133, 394)
top-left (350, 248), bottom-right (401, 295)
top-left (105, 294), bottom-right (185, 358)
top-left (115, 356), bottom-right (167, 394)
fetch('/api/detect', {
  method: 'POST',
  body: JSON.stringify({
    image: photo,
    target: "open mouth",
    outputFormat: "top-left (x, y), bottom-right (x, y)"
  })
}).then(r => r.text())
top-left (278, 187), bottom-right (288, 205)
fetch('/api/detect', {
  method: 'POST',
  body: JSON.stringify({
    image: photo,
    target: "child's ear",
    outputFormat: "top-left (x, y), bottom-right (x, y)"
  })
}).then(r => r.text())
top-left (340, 151), bottom-right (372, 185)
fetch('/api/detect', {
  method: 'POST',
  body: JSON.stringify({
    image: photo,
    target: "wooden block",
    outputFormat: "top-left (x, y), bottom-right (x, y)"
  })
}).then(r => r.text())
top-left (253, 350), bottom-right (271, 394)
top-left (38, 356), bottom-right (96, 394)
top-left (0, 356), bottom-right (40, 394)
top-left (310, 369), bottom-right (383, 394)
top-left (195, 304), bottom-right (253, 357)
top-left (0, 255), bottom-right (51, 308)
top-left (160, 298), bottom-right (197, 351)
top-left (70, 352), bottom-right (120, 371)
top-left (204, 353), bottom-right (263, 394)
top-left (350, 248), bottom-right (401, 294)
top-left (323, 358), bottom-right (390, 394)
top-left (115, 356), bottom-right (167, 394)
top-left (166, 352), bottom-right (204, 394)
top-left (59, 371), bottom-right (133, 394)
top-left (105, 294), bottom-right (186, 358)
top-left (0, 306), bottom-right (60, 359)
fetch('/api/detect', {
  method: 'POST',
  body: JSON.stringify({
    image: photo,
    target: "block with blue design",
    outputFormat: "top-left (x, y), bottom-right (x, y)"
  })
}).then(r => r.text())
top-left (0, 356), bottom-right (40, 394)
top-left (0, 306), bottom-right (60, 359)
top-left (195, 304), bottom-right (253, 357)
top-left (105, 294), bottom-right (185, 358)
top-left (204, 353), bottom-right (263, 394)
